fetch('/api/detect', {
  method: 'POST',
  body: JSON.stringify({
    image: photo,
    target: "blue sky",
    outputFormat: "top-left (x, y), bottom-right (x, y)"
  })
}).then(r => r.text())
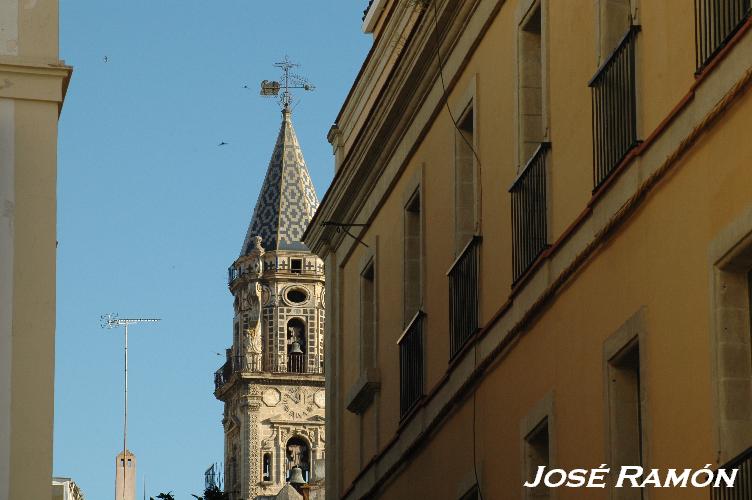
top-left (54, 2), bottom-right (371, 498)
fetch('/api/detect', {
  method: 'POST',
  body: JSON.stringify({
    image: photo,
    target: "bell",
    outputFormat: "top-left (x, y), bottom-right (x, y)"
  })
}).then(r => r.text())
top-left (288, 466), bottom-right (306, 485)
top-left (289, 341), bottom-right (304, 355)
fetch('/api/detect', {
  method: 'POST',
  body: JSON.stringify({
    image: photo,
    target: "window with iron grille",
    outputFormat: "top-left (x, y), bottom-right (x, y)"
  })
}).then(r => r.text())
top-left (509, 143), bottom-right (550, 283)
top-left (398, 311), bottom-right (424, 419)
top-left (589, 25), bottom-right (640, 189)
top-left (448, 236), bottom-right (480, 359)
top-left (711, 446), bottom-right (752, 500)
top-left (695, 0), bottom-right (751, 72)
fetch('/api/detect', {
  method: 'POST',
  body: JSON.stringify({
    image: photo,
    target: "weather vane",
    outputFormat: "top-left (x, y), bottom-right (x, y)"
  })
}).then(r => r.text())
top-left (260, 56), bottom-right (315, 109)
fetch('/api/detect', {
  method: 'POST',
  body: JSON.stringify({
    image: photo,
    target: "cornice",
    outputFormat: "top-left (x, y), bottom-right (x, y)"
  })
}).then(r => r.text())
top-left (304, 0), bottom-right (484, 258)
top-left (0, 58), bottom-right (73, 113)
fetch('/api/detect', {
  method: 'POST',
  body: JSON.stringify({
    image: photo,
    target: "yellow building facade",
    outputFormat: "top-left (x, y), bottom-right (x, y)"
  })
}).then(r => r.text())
top-left (304, 0), bottom-right (752, 499)
top-left (0, 1), bottom-right (71, 500)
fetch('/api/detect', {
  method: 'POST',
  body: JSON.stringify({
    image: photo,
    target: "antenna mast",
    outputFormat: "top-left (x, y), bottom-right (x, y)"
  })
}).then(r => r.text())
top-left (102, 313), bottom-right (161, 500)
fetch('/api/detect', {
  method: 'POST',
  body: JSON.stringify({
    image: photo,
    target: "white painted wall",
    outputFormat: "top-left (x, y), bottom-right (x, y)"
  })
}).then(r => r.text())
top-left (0, 97), bottom-right (15, 500)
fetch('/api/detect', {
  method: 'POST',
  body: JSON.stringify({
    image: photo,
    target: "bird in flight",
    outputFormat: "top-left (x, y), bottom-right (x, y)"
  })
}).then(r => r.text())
top-left (243, 84), bottom-right (249, 89)
top-left (218, 141), bottom-right (228, 146)
top-left (103, 56), bottom-right (109, 62)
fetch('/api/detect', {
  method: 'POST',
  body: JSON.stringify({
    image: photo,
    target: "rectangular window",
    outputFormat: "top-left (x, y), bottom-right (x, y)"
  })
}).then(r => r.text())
top-left (360, 262), bottom-right (376, 371)
top-left (262, 453), bottom-right (272, 482)
top-left (608, 340), bottom-right (643, 500)
top-left (455, 105), bottom-right (476, 252)
top-left (404, 190), bottom-right (422, 324)
top-left (291, 258), bottom-right (303, 273)
top-left (524, 419), bottom-right (550, 500)
top-left (599, 0), bottom-right (632, 60)
top-left (518, 3), bottom-right (545, 165)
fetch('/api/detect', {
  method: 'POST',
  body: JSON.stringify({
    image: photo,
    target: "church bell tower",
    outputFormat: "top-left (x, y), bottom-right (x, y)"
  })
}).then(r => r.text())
top-left (214, 106), bottom-right (325, 500)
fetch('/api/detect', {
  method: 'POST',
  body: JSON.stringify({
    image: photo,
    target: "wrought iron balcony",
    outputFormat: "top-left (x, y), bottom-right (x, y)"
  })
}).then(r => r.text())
top-left (398, 311), bottom-right (425, 419)
top-left (214, 360), bottom-right (232, 391)
top-left (227, 265), bottom-right (241, 285)
top-left (589, 25), bottom-right (640, 189)
top-left (510, 143), bottom-right (550, 283)
top-left (711, 446), bottom-right (752, 499)
top-left (695, 0), bottom-right (751, 71)
top-left (287, 352), bottom-right (306, 373)
top-left (215, 352), bottom-right (323, 390)
top-left (448, 236), bottom-right (481, 359)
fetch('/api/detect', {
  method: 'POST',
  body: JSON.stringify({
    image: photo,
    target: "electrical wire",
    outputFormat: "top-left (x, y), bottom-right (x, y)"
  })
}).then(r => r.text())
top-left (425, 0), bottom-right (484, 498)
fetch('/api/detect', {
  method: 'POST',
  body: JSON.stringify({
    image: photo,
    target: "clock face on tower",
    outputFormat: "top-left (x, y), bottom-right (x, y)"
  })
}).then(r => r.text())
top-left (281, 388), bottom-right (315, 419)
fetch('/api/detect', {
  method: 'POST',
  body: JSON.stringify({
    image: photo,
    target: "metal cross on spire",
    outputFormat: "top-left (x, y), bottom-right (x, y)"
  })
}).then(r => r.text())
top-left (260, 56), bottom-right (315, 110)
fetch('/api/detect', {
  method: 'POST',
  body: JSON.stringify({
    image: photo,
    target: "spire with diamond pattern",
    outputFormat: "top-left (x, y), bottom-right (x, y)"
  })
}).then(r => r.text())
top-left (241, 108), bottom-right (319, 255)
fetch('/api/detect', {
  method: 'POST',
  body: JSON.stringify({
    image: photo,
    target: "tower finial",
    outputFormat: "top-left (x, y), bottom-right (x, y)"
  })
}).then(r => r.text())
top-left (259, 56), bottom-right (315, 110)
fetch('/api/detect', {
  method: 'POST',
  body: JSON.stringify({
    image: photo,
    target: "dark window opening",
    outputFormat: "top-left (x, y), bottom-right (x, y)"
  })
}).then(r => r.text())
top-left (291, 259), bottom-right (303, 274)
top-left (262, 453), bottom-right (272, 482)
top-left (525, 419), bottom-right (550, 499)
top-left (609, 341), bottom-right (643, 500)
top-left (286, 288), bottom-right (307, 304)
top-left (361, 262), bottom-right (376, 371)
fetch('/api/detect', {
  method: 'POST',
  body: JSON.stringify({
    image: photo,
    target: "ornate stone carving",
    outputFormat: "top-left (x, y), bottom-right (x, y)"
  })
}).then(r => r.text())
top-left (249, 236), bottom-right (264, 277)
top-left (281, 387), bottom-right (315, 419)
top-left (313, 390), bottom-right (325, 409)
top-left (262, 388), bottom-right (281, 407)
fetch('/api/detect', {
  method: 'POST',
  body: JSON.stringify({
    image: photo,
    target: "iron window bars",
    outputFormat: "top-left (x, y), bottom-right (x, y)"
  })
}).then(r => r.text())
top-left (510, 143), bottom-right (551, 284)
top-left (589, 25), bottom-right (640, 189)
top-left (711, 446), bottom-right (751, 499)
top-left (448, 236), bottom-right (481, 359)
top-left (695, 0), bottom-right (751, 72)
top-left (398, 311), bottom-right (425, 419)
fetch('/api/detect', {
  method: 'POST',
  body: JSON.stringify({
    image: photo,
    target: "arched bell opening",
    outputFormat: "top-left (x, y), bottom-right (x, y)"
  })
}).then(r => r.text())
top-left (286, 318), bottom-right (307, 373)
top-left (285, 436), bottom-right (311, 483)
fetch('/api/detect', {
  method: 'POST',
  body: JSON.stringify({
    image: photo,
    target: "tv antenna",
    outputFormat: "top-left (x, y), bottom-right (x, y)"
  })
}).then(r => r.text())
top-left (260, 56), bottom-right (315, 110)
top-left (101, 313), bottom-right (161, 500)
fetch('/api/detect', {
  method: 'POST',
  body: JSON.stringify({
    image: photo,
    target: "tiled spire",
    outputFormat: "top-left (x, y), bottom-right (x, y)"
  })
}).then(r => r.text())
top-left (241, 108), bottom-right (319, 254)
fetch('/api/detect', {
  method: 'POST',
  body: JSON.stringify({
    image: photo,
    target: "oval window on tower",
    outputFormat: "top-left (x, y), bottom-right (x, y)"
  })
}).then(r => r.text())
top-left (286, 288), bottom-right (308, 304)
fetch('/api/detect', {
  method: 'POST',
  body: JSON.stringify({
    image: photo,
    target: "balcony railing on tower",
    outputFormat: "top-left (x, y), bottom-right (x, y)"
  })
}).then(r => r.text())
top-left (213, 360), bottom-right (232, 391)
top-left (227, 265), bottom-right (241, 285)
top-left (215, 351), bottom-right (323, 391)
top-left (448, 236), bottom-right (481, 359)
top-left (398, 311), bottom-right (425, 419)
top-left (589, 25), bottom-right (640, 189)
top-left (710, 446), bottom-right (752, 499)
top-left (287, 352), bottom-right (306, 373)
top-left (695, 0), bottom-right (751, 72)
top-left (510, 143), bottom-right (550, 283)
